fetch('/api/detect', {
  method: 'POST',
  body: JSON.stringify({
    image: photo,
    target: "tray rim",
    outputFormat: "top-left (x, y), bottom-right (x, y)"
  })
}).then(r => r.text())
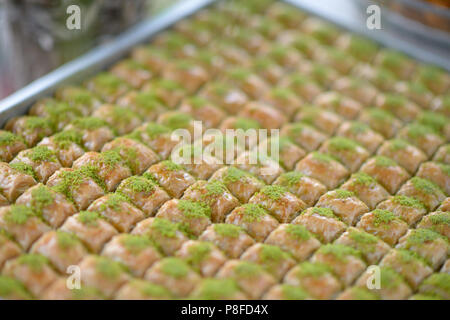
top-left (0, 0), bottom-right (449, 127)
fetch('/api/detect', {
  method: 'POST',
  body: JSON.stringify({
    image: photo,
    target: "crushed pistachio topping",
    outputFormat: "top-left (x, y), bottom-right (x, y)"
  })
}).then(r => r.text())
top-left (31, 185), bottom-right (54, 213)
top-left (222, 166), bottom-right (248, 184)
top-left (311, 207), bottom-right (337, 219)
top-left (56, 231), bottom-right (79, 249)
top-left (389, 139), bottom-right (409, 151)
top-left (234, 117), bottom-right (260, 130)
top-left (5, 205), bottom-right (35, 225)
top-left (296, 262), bottom-right (331, 278)
top-left (121, 234), bottom-right (152, 254)
top-left (332, 189), bottom-right (355, 199)
top-left (95, 256), bottom-right (124, 279)
top-left (187, 242), bottom-right (213, 265)
top-left (53, 130), bottom-right (83, 149)
top-left (163, 113), bottom-right (192, 130)
top-left (235, 261), bottom-right (263, 278)
top-left (372, 209), bottom-right (397, 226)
top-left (214, 223), bottom-right (242, 238)
top-left (0, 131), bottom-right (23, 146)
top-left (193, 279), bottom-right (240, 300)
top-left (178, 200), bottom-right (211, 219)
top-left (17, 254), bottom-right (48, 272)
top-left (161, 160), bottom-right (182, 171)
top-left (281, 285), bottom-right (309, 300)
top-left (317, 244), bottom-right (361, 261)
top-left (391, 195), bottom-right (425, 209)
top-left (152, 218), bottom-right (179, 238)
top-left (137, 281), bottom-right (171, 298)
top-left (311, 152), bottom-right (336, 163)
top-left (410, 177), bottom-right (442, 194)
top-left (260, 185), bottom-right (286, 201)
top-left (404, 229), bottom-right (446, 248)
top-left (328, 137), bottom-right (358, 152)
top-left (241, 203), bottom-right (267, 222)
top-left (77, 211), bottom-right (102, 227)
top-left (10, 162), bottom-right (36, 179)
top-left (285, 224), bottom-right (310, 240)
top-left (121, 176), bottom-right (155, 194)
top-left (351, 172), bottom-right (376, 186)
top-left (160, 258), bottom-right (190, 278)
top-left (0, 276), bottom-right (31, 299)
top-left (374, 156), bottom-right (397, 167)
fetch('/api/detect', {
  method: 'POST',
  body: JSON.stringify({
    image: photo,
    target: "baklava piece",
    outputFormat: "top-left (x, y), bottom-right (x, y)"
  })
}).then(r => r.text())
top-left (416, 162), bottom-right (450, 196)
top-left (416, 65), bottom-right (450, 95)
top-left (181, 180), bottom-right (239, 223)
top-left (375, 94), bottom-right (420, 122)
top-left (332, 77), bottom-right (378, 105)
top-left (30, 231), bottom-right (87, 274)
top-left (280, 74), bottom-right (321, 102)
top-left (200, 81), bottom-right (249, 115)
top-left (375, 50), bottom-right (416, 80)
top-left (293, 207), bottom-right (346, 243)
top-left (294, 105), bottom-right (342, 136)
top-left (340, 172), bottom-right (389, 210)
top-left (0, 276), bottom-right (32, 300)
top-left (163, 60), bottom-right (208, 94)
top-left (358, 108), bottom-right (402, 139)
top-left (0, 205), bottom-right (49, 250)
top-left (65, 117), bottom-right (116, 152)
top-left (72, 151), bottom-right (131, 192)
top-left (356, 209), bottom-right (408, 246)
top-left (438, 197), bottom-right (450, 212)
top-left (234, 151), bottom-right (283, 184)
top-left (117, 91), bottom-right (166, 122)
top-left (417, 211), bottom-right (450, 240)
top-left (316, 189), bottom-right (369, 225)
top-left (311, 244), bottom-right (366, 286)
top-left (110, 59), bottom-right (152, 89)
top-left (380, 249), bottom-right (433, 290)
top-left (131, 46), bottom-right (169, 75)
top-left (38, 130), bottom-right (85, 167)
top-left (265, 224), bottom-right (321, 261)
top-left (284, 262), bottom-right (342, 300)
top-left (336, 121), bottom-right (383, 153)
top-left (210, 166), bottom-right (264, 203)
top-left (11, 146), bottom-right (61, 183)
top-left (397, 123), bottom-right (444, 158)
top-left (92, 104), bottom-right (142, 136)
top-left (335, 227), bottom-right (390, 265)
top-left (102, 234), bottom-right (161, 277)
top-left (87, 193), bottom-right (144, 232)
top-left (252, 58), bottom-right (285, 85)
top-left (145, 160), bottom-right (196, 198)
top-left (178, 96), bottom-right (225, 129)
top-left (5, 116), bottom-right (53, 147)
top-left (199, 224), bottom-right (254, 259)
top-left (376, 195), bottom-right (427, 226)
top-left (273, 171), bottom-right (326, 207)
top-left (263, 284), bottom-right (310, 300)
top-left (225, 204), bottom-right (279, 242)
top-left (143, 79), bottom-right (186, 108)
top-left (263, 87), bottom-right (302, 119)
top-left (28, 99), bottom-right (81, 131)
top-left (355, 266), bottom-right (412, 300)
top-left (16, 184), bottom-right (76, 228)
top-left (336, 287), bottom-right (379, 300)
top-left (115, 279), bottom-right (172, 300)
top-left (281, 122), bottom-right (327, 152)
top-left (0, 231), bottom-right (22, 270)
top-left (225, 67), bottom-right (269, 99)
top-left (295, 152), bottom-right (349, 190)
top-left (238, 101), bottom-right (287, 130)
top-left (102, 137), bottom-right (159, 175)
top-left (337, 34), bottom-right (379, 62)
top-left (155, 199), bottom-right (211, 237)
top-left (216, 260), bottom-right (276, 299)
top-left (41, 278), bottom-right (104, 300)
top-left (248, 185), bottom-right (305, 223)
top-left (314, 92), bottom-right (362, 120)
top-left (418, 273), bottom-right (450, 300)
top-left (85, 72), bottom-right (130, 103)
top-left (79, 255), bottom-right (129, 298)
top-left (319, 137), bottom-right (369, 172)
top-left (0, 130), bottom-right (26, 162)
top-left (376, 139), bottom-right (427, 174)
top-left (171, 144), bottom-right (222, 180)
top-left (241, 243), bottom-right (295, 281)
top-left (433, 144), bottom-right (450, 164)
top-left (189, 278), bottom-right (247, 300)
top-left (397, 228), bottom-right (448, 270)
top-left (397, 177), bottom-right (445, 211)
top-left (0, 162), bottom-right (36, 202)
top-left (3, 254), bottom-right (58, 297)
top-left (60, 211), bottom-right (117, 253)
top-left (145, 257), bottom-right (200, 298)
top-left (116, 176), bottom-right (169, 216)
top-left (360, 156), bottom-right (409, 194)
top-left (132, 217), bottom-right (188, 255)
top-left (47, 167), bottom-right (105, 210)
top-left (416, 111), bottom-right (450, 141)
top-left (175, 240), bottom-right (227, 277)
top-left (55, 86), bottom-right (101, 116)
top-left (130, 122), bottom-right (178, 160)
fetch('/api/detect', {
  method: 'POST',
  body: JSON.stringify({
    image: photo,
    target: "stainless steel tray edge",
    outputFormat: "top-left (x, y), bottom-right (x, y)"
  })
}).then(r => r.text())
top-left (0, 0), bottom-right (217, 127)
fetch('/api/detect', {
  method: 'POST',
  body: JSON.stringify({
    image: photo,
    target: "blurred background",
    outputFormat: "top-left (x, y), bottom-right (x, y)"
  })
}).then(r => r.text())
top-left (0, 0), bottom-right (180, 99)
top-left (0, 0), bottom-right (449, 100)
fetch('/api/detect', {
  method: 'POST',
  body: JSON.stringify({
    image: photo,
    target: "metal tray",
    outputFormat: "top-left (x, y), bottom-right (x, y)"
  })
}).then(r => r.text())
top-left (0, 0), bottom-right (449, 127)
